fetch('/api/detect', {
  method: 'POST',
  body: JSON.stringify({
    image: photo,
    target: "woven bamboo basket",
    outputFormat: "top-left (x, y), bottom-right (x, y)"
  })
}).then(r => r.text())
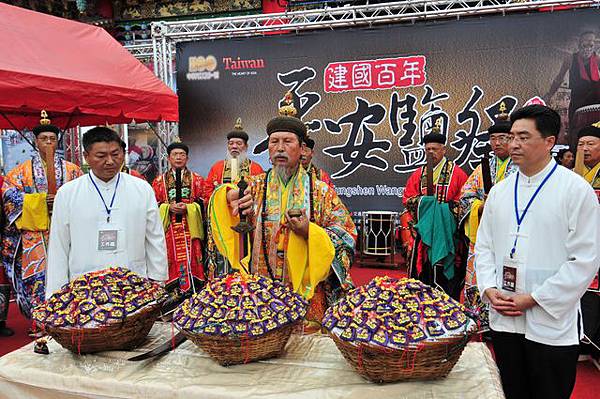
top-left (182, 323), bottom-right (296, 366)
top-left (330, 330), bottom-right (472, 383)
top-left (44, 303), bottom-right (161, 354)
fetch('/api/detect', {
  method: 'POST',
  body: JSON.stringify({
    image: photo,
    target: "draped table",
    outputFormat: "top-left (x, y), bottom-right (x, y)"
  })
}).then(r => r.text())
top-left (0, 323), bottom-right (504, 399)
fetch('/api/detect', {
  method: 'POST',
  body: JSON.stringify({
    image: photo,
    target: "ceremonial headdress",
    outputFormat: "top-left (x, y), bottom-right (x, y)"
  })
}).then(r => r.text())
top-left (488, 102), bottom-right (512, 134)
top-left (227, 118), bottom-right (249, 143)
top-left (304, 136), bottom-right (315, 149)
top-left (167, 136), bottom-right (189, 155)
top-left (266, 91), bottom-right (307, 140)
top-left (32, 110), bottom-right (60, 137)
top-left (577, 121), bottom-right (600, 140)
top-left (422, 118), bottom-right (446, 145)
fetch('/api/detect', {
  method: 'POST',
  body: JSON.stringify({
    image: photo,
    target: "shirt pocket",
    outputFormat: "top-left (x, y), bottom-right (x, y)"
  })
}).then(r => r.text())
top-left (527, 305), bottom-right (574, 340)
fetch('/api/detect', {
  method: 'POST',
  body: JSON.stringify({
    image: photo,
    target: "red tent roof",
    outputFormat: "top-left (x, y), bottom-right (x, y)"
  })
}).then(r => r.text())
top-left (0, 3), bottom-right (178, 130)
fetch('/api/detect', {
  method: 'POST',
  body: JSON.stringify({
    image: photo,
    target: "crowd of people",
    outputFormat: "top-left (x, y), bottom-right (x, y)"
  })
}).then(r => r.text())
top-left (0, 100), bottom-right (598, 399)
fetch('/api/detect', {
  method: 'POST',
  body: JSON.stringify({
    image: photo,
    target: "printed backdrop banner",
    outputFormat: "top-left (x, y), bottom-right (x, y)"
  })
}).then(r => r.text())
top-left (177, 9), bottom-right (600, 211)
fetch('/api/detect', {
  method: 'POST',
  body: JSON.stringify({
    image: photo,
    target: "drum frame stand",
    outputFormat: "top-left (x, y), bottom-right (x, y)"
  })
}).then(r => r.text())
top-left (357, 212), bottom-right (402, 269)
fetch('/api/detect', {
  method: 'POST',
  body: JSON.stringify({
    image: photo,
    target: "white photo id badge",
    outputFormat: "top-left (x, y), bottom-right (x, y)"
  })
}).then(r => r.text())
top-left (502, 256), bottom-right (523, 293)
top-left (98, 230), bottom-right (118, 251)
top-left (97, 219), bottom-right (121, 252)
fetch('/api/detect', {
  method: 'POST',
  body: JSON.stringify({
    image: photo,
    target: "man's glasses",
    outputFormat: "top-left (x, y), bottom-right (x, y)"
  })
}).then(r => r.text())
top-left (490, 135), bottom-right (511, 144)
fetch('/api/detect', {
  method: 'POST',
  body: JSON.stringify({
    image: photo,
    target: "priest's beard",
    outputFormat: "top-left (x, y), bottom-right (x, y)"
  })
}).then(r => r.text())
top-left (225, 151), bottom-right (248, 174)
top-left (226, 151), bottom-right (247, 163)
top-left (273, 164), bottom-right (298, 184)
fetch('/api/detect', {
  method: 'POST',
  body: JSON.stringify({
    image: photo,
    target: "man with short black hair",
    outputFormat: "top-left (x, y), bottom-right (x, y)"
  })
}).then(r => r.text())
top-left (45, 126), bottom-right (167, 298)
top-left (475, 105), bottom-right (599, 399)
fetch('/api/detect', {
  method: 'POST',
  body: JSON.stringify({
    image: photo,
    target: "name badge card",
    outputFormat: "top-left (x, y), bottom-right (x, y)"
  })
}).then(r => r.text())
top-left (98, 229), bottom-right (118, 251)
top-left (502, 256), bottom-right (522, 293)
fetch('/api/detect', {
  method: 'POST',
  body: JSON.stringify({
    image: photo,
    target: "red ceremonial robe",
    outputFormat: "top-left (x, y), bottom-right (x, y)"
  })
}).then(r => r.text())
top-left (152, 169), bottom-right (205, 290)
top-left (402, 159), bottom-right (468, 299)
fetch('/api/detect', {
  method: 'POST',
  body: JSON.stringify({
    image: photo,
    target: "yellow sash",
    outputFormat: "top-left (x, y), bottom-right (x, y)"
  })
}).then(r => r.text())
top-left (432, 157), bottom-right (446, 186)
top-left (582, 162), bottom-right (600, 184)
top-left (209, 184), bottom-right (250, 274)
top-left (16, 193), bottom-right (49, 231)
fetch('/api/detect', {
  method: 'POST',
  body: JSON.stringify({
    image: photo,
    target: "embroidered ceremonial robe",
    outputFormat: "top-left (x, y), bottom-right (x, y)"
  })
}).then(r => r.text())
top-left (458, 156), bottom-right (517, 329)
top-left (152, 168), bottom-right (206, 291)
top-left (208, 166), bottom-right (356, 326)
top-left (305, 163), bottom-right (334, 189)
top-left (402, 158), bottom-right (468, 300)
top-left (581, 161), bottom-right (600, 201)
top-left (203, 159), bottom-right (263, 203)
top-left (0, 175), bottom-right (10, 324)
top-left (2, 154), bottom-right (81, 317)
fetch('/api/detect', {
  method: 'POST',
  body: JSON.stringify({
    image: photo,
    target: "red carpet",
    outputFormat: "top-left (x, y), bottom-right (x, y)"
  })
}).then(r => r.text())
top-left (1, 265), bottom-right (598, 397)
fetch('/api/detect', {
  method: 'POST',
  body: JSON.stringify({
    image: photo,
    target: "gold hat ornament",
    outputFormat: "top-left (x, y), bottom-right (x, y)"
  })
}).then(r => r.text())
top-left (40, 110), bottom-right (51, 125)
top-left (278, 91), bottom-right (298, 117)
top-left (266, 91), bottom-right (306, 139)
top-left (496, 101), bottom-right (509, 121)
top-left (431, 117), bottom-right (442, 134)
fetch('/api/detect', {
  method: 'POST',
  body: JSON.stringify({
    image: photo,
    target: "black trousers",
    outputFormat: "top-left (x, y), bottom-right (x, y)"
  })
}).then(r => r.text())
top-left (581, 291), bottom-right (600, 356)
top-left (490, 331), bottom-right (580, 399)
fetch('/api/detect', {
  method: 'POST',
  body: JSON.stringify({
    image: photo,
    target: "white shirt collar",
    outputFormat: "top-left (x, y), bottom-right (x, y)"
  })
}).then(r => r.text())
top-left (89, 170), bottom-right (120, 188)
top-left (518, 158), bottom-right (556, 184)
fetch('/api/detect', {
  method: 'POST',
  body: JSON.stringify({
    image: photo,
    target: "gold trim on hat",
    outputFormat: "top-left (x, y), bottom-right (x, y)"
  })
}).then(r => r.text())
top-left (430, 118), bottom-right (442, 134)
top-left (592, 121), bottom-right (600, 128)
top-left (495, 101), bottom-right (509, 121)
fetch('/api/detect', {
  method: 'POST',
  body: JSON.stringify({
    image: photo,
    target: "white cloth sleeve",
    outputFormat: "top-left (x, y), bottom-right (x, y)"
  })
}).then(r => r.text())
top-left (45, 187), bottom-right (71, 299)
top-left (144, 186), bottom-right (168, 281)
top-left (530, 185), bottom-right (600, 319)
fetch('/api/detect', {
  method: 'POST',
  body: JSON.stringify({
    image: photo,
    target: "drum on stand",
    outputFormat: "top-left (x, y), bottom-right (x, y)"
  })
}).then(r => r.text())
top-left (573, 104), bottom-right (600, 133)
top-left (361, 211), bottom-right (398, 256)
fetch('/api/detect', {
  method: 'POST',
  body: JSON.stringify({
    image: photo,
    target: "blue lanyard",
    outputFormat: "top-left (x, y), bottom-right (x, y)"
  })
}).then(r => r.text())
top-left (510, 163), bottom-right (558, 258)
top-left (89, 173), bottom-right (121, 223)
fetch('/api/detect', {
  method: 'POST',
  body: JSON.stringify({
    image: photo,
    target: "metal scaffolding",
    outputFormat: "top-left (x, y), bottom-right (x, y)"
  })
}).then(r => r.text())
top-left (123, 0), bottom-right (599, 167)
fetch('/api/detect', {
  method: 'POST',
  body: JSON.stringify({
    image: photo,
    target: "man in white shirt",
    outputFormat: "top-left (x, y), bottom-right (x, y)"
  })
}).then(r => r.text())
top-left (45, 127), bottom-right (168, 298)
top-left (475, 105), bottom-right (599, 399)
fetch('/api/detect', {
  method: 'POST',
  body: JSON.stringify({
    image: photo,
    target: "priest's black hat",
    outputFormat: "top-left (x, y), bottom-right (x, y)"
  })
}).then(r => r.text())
top-left (577, 123), bottom-right (600, 140)
top-left (32, 110), bottom-right (60, 137)
top-left (422, 132), bottom-right (446, 145)
top-left (304, 136), bottom-right (315, 149)
top-left (227, 118), bottom-right (249, 143)
top-left (167, 141), bottom-right (189, 155)
top-left (266, 91), bottom-right (307, 140)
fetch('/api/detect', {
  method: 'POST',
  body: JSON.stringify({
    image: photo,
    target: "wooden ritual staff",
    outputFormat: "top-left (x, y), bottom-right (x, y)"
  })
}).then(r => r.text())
top-left (45, 146), bottom-right (57, 215)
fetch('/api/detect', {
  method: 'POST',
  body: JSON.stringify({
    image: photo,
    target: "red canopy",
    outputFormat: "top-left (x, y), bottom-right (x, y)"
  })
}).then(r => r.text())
top-left (0, 3), bottom-right (178, 130)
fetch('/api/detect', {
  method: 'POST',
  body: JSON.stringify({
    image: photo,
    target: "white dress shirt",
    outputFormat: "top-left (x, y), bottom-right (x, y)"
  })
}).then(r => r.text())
top-left (45, 171), bottom-right (168, 298)
top-left (475, 159), bottom-right (599, 346)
